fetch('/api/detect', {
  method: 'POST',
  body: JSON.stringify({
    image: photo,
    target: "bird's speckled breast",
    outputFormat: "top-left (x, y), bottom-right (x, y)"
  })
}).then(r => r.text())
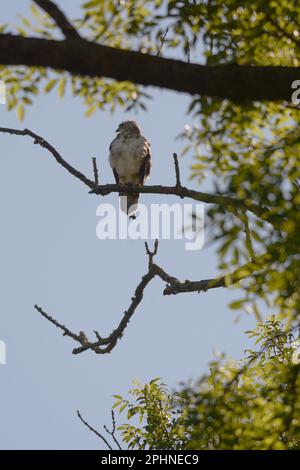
top-left (109, 134), bottom-right (149, 181)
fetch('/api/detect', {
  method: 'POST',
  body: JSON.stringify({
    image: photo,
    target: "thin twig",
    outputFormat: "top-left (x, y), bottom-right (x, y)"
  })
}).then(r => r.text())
top-left (77, 411), bottom-right (113, 450)
top-left (242, 212), bottom-right (256, 262)
top-left (156, 27), bottom-right (169, 57)
top-left (34, 305), bottom-right (82, 342)
top-left (0, 127), bottom-right (95, 189)
top-left (103, 410), bottom-right (123, 450)
top-left (173, 152), bottom-right (181, 188)
top-left (145, 239), bottom-right (159, 267)
top-left (92, 157), bottom-right (99, 185)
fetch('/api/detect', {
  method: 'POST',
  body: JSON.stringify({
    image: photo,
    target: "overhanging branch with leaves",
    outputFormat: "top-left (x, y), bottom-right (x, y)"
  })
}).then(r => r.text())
top-left (0, 32), bottom-right (299, 102)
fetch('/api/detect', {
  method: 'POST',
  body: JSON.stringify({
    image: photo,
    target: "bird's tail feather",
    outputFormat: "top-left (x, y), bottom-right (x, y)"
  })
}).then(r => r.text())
top-left (119, 193), bottom-right (139, 217)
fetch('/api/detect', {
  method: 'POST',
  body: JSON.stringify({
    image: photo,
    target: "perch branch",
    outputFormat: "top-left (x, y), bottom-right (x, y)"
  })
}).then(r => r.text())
top-left (0, 126), bottom-right (270, 221)
top-left (90, 182), bottom-right (268, 219)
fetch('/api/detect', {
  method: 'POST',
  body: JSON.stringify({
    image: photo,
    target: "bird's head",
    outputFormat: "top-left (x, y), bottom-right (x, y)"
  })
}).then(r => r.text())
top-left (116, 120), bottom-right (141, 134)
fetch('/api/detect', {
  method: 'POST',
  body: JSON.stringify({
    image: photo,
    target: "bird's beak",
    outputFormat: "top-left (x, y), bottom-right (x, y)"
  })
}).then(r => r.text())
top-left (116, 126), bottom-right (120, 132)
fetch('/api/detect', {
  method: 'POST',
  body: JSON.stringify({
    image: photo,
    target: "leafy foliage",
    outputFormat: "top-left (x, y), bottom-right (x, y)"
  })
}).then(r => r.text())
top-left (174, 1), bottom-right (300, 322)
top-left (114, 318), bottom-right (300, 450)
top-left (113, 378), bottom-right (188, 449)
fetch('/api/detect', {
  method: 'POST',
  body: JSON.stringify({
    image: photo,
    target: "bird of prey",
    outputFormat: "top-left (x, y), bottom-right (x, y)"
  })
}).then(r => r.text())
top-left (109, 121), bottom-right (151, 217)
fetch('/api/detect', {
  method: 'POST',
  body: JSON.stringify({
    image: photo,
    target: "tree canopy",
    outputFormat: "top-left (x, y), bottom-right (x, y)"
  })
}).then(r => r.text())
top-left (106, 319), bottom-right (300, 450)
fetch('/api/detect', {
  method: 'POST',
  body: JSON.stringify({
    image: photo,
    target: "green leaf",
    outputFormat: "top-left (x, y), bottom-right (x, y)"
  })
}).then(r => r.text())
top-left (85, 103), bottom-right (97, 117)
top-left (118, 403), bottom-right (127, 414)
top-left (44, 78), bottom-right (58, 93)
top-left (16, 103), bottom-right (25, 122)
top-left (228, 299), bottom-right (246, 310)
top-left (57, 78), bottom-right (66, 98)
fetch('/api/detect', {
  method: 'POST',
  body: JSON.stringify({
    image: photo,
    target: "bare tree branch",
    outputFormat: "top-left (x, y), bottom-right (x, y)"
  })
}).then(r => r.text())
top-left (145, 239), bottom-right (159, 266)
top-left (103, 410), bottom-right (123, 451)
top-left (77, 411), bottom-right (113, 450)
top-left (0, 126), bottom-right (94, 189)
top-left (34, 243), bottom-right (159, 355)
top-left (0, 33), bottom-right (300, 101)
top-left (34, 305), bottom-right (83, 342)
top-left (172, 152), bottom-right (182, 189)
top-left (90, 183), bottom-right (269, 220)
top-left (77, 409), bottom-right (123, 450)
top-left (92, 157), bottom-right (99, 185)
top-left (162, 248), bottom-right (279, 295)
top-left (33, 242), bottom-right (279, 355)
top-left (0, 126), bottom-right (269, 221)
top-left (33, 0), bottom-right (81, 39)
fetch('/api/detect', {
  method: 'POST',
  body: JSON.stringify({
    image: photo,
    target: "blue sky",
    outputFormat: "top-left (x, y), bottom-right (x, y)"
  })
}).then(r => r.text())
top-left (0, 1), bottom-right (257, 449)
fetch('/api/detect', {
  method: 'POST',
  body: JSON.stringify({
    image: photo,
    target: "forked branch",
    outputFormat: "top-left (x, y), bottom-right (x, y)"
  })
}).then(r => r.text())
top-left (33, 242), bottom-right (277, 355)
